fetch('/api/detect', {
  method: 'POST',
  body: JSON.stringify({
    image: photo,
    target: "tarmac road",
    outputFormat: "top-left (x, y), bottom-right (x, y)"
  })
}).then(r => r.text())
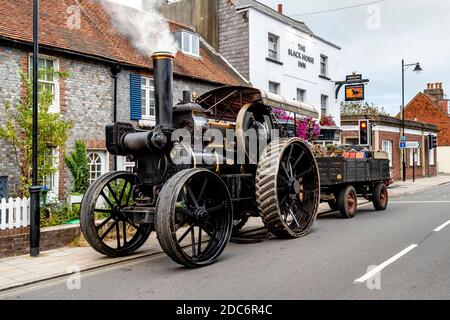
top-left (2, 183), bottom-right (450, 300)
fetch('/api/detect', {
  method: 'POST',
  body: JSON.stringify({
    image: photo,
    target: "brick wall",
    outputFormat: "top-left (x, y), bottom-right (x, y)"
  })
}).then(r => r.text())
top-left (405, 93), bottom-right (450, 146)
top-left (218, 0), bottom-right (250, 79)
top-left (1, 45), bottom-right (223, 198)
top-left (342, 130), bottom-right (437, 181)
top-left (0, 225), bottom-right (81, 258)
top-left (0, 46), bottom-right (24, 196)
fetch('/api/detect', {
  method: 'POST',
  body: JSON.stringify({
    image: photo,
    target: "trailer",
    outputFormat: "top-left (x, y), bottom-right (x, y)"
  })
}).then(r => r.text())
top-left (317, 157), bottom-right (390, 218)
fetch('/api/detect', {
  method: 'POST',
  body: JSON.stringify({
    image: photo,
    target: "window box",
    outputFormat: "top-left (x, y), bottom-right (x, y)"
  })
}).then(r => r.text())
top-left (317, 126), bottom-right (341, 141)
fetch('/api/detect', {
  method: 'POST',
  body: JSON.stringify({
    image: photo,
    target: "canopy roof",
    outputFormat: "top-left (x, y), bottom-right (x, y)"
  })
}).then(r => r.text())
top-left (197, 86), bottom-right (319, 120)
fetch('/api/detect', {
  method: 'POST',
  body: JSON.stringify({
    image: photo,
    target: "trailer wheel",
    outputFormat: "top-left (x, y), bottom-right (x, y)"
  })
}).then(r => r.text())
top-left (256, 138), bottom-right (320, 239)
top-left (328, 199), bottom-right (339, 211)
top-left (373, 182), bottom-right (388, 211)
top-left (80, 172), bottom-right (153, 257)
top-left (338, 185), bottom-right (358, 219)
top-left (156, 169), bottom-right (233, 268)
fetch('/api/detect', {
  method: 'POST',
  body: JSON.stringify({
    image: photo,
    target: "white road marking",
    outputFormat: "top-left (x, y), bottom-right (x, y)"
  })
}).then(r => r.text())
top-left (390, 201), bottom-right (450, 204)
top-left (433, 220), bottom-right (450, 232)
top-left (354, 244), bottom-right (418, 283)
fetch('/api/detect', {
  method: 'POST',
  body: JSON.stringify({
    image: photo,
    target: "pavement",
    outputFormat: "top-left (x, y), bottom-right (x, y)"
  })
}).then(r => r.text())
top-left (0, 174), bottom-right (449, 297)
top-left (388, 175), bottom-right (450, 197)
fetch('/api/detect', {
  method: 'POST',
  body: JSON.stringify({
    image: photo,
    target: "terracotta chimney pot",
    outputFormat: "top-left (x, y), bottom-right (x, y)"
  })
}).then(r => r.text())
top-left (278, 4), bottom-right (283, 14)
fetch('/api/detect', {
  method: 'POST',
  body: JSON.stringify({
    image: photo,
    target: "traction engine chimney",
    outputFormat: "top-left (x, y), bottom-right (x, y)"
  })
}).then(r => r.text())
top-left (152, 52), bottom-right (175, 129)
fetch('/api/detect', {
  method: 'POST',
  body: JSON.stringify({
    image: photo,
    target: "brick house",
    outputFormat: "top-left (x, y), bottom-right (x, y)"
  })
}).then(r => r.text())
top-left (341, 115), bottom-right (439, 181)
top-left (403, 83), bottom-right (450, 173)
top-left (0, 0), bottom-right (247, 199)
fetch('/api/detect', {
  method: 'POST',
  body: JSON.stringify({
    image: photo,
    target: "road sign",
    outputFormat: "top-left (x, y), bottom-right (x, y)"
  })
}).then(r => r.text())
top-left (400, 141), bottom-right (421, 149)
top-left (400, 136), bottom-right (407, 142)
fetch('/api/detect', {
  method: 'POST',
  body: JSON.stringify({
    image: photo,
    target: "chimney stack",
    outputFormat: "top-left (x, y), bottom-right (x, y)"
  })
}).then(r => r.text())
top-left (278, 4), bottom-right (283, 14)
top-left (424, 82), bottom-right (445, 102)
top-left (151, 52), bottom-right (175, 129)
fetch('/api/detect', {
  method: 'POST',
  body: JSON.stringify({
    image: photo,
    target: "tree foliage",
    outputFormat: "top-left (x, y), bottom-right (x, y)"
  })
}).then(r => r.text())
top-left (341, 102), bottom-right (388, 116)
top-left (0, 70), bottom-right (73, 197)
top-left (65, 140), bottom-right (89, 194)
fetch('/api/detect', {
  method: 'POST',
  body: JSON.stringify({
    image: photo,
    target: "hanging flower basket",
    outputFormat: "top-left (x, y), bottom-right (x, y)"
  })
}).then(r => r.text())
top-left (273, 109), bottom-right (321, 142)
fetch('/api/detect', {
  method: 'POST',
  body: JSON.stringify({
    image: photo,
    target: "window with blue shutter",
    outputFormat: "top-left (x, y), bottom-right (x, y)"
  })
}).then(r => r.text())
top-left (130, 74), bottom-right (142, 121)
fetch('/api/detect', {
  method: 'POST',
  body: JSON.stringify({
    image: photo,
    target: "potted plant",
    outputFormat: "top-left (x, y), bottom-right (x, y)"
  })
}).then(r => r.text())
top-left (318, 115), bottom-right (340, 141)
top-left (65, 140), bottom-right (89, 207)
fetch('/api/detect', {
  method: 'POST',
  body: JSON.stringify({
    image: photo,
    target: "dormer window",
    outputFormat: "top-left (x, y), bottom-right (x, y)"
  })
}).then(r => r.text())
top-left (181, 31), bottom-right (200, 57)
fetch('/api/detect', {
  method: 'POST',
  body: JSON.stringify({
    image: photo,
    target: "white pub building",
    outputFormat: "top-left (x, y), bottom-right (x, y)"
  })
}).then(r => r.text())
top-left (161, 0), bottom-right (342, 140)
top-left (219, 0), bottom-right (342, 127)
top-left (251, 6), bottom-right (341, 121)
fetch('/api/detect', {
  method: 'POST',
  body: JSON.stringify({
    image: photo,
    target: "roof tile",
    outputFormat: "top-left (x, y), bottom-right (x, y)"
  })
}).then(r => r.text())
top-left (0, 0), bottom-right (246, 86)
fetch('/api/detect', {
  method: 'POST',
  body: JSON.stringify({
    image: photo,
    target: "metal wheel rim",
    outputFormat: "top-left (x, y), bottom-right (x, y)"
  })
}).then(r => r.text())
top-left (82, 173), bottom-right (151, 254)
top-left (379, 187), bottom-right (388, 207)
top-left (346, 192), bottom-right (357, 213)
top-left (276, 141), bottom-right (319, 233)
top-left (170, 171), bottom-right (232, 265)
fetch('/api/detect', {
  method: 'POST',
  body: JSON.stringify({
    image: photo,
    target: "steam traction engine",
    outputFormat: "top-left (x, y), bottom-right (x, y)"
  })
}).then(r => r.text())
top-left (80, 52), bottom-right (321, 267)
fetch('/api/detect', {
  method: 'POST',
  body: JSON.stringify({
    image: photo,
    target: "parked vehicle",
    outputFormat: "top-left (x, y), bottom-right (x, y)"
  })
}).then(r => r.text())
top-left (80, 52), bottom-right (321, 268)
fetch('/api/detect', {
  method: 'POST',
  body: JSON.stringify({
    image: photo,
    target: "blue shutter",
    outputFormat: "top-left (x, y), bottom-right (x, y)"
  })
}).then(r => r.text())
top-left (130, 74), bottom-right (142, 121)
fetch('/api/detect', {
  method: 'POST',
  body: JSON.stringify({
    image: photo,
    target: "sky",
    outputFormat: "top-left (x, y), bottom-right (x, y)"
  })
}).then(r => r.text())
top-left (258, 0), bottom-right (450, 115)
top-left (109, 0), bottom-right (450, 116)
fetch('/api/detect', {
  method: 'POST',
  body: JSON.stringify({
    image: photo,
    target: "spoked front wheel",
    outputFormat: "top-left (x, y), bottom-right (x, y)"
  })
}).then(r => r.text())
top-left (156, 169), bottom-right (233, 268)
top-left (80, 172), bottom-right (153, 257)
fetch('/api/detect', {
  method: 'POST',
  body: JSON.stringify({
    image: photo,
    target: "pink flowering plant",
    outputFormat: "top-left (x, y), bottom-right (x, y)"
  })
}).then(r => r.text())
top-left (273, 108), bottom-right (321, 142)
top-left (319, 115), bottom-right (336, 127)
top-left (272, 108), bottom-right (292, 121)
top-left (297, 116), bottom-right (321, 141)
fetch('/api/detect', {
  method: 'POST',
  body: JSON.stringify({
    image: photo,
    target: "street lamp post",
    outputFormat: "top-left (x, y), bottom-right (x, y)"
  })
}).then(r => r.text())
top-left (401, 59), bottom-right (423, 182)
top-left (30, 0), bottom-right (41, 257)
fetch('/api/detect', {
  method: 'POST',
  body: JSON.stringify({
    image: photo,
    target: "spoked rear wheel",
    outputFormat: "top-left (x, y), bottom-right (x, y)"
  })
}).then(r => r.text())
top-left (80, 172), bottom-right (153, 257)
top-left (156, 169), bottom-right (233, 268)
top-left (256, 138), bottom-right (320, 238)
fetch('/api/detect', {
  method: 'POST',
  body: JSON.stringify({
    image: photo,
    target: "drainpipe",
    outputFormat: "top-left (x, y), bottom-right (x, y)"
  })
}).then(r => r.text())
top-left (111, 64), bottom-right (122, 171)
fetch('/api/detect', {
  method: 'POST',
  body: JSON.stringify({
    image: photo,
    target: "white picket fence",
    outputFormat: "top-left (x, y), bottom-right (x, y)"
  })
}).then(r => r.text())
top-left (0, 197), bottom-right (30, 230)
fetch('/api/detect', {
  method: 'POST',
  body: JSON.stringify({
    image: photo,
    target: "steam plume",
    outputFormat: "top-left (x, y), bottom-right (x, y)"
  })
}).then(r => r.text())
top-left (101, 0), bottom-right (178, 55)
